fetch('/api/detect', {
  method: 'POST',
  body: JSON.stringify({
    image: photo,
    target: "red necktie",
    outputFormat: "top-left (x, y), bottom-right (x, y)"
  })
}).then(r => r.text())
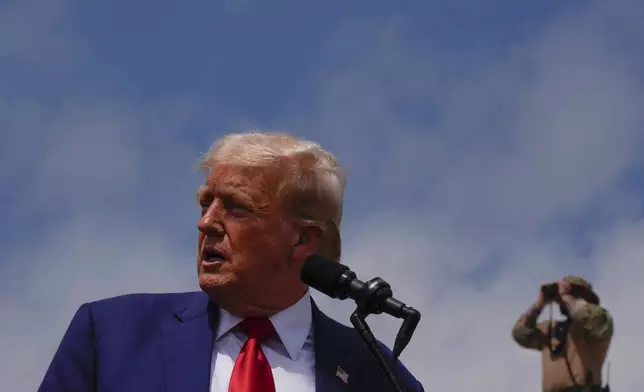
top-left (228, 317), bottom-right (277, 392)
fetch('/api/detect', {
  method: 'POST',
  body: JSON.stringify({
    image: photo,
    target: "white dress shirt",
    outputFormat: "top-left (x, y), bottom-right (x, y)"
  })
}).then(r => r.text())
top-left (209, 290), bottom-right (316, 392)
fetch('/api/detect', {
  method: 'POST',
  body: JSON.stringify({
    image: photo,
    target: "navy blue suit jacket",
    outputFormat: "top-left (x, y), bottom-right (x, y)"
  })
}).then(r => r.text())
top-left (38, 292), bottom-right (424, 392)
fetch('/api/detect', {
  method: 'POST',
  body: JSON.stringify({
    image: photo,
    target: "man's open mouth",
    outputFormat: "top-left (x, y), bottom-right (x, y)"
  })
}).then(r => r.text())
top-left (201, 247), bottom-right (226, 263)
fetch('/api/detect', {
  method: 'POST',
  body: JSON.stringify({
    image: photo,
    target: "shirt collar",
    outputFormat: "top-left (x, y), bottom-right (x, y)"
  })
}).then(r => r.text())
top-left (216, 290), bottom-right (312, 361)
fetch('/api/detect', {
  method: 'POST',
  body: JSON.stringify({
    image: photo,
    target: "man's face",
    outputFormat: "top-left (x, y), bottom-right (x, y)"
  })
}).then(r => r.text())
top-left (196, 164), bottom-right (303, 313)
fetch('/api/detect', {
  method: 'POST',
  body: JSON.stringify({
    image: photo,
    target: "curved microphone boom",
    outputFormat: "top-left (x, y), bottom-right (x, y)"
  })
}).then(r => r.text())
top-left (301, 254), bottom-right (421, 359)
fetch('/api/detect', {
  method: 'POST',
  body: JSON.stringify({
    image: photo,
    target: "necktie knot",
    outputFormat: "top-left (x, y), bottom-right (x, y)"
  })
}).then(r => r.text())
top-left (239, 317), bottom-right (276, 343)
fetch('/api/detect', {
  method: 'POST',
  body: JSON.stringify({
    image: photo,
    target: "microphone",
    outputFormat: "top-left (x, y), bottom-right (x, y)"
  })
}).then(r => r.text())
top-left (301, 254), bottom-right (421, 359)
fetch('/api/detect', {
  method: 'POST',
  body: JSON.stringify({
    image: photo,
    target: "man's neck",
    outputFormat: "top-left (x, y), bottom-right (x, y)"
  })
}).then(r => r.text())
top-left (221, 285), bottom-right (308, 318)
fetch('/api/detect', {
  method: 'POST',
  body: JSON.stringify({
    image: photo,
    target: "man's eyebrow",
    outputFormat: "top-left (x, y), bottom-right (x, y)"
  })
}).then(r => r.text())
top-left (196, 185), bottom-right (250, 201)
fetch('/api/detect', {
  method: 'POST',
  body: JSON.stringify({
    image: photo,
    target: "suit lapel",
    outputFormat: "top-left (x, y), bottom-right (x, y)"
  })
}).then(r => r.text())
top-left (163, 292), bottom-right (217, 392)
top-left (312, 301), bottom-right (360, 392)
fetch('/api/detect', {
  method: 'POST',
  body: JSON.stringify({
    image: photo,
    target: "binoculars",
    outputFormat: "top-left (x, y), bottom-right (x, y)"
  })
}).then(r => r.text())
top-left (541, 283), bottom-right (559, 301)
top-left (541, 282), bottom-right (591, 302)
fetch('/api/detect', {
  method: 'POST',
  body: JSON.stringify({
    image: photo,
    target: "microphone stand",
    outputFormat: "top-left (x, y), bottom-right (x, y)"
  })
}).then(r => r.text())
top-left (347, 277), bottom-right (419, 392)
top-left (350, 308), bottom-right (406, 392)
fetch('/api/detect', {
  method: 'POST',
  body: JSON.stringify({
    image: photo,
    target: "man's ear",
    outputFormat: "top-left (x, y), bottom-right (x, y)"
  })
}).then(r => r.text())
top-left (292, 226), bottom-right (323, 262)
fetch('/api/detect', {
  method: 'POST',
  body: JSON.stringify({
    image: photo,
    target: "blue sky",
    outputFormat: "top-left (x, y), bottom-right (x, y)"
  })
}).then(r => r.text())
top-left (2, 0), bottom-right (644, 390)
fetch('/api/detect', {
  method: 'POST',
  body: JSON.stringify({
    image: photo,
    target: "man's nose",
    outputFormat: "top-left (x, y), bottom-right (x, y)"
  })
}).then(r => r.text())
top-left (198, 201), bottom-right (225, 236)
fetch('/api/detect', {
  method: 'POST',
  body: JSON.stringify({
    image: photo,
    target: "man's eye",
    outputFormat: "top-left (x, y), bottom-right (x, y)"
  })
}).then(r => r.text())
top-left (229, 203), bottom-right (249, 212)
top-left (224, 199), bottom-right (251, 213)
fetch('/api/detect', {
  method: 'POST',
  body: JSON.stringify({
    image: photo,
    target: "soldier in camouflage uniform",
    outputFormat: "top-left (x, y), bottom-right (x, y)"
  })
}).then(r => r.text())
top-left (512, 276), bottom-right (613, 392)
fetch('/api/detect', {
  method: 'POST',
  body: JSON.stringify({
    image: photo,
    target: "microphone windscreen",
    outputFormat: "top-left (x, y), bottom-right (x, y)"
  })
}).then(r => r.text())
top-left (301, 254), bottom-right (349, 297)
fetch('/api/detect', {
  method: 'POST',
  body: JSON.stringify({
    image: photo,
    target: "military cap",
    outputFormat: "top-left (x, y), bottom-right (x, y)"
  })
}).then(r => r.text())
top-left (562, 275), bottom-right (600, 304)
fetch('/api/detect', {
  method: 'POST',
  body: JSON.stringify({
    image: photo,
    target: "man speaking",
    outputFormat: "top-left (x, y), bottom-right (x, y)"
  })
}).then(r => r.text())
top-left (38, 132), bottom-right (424, 391)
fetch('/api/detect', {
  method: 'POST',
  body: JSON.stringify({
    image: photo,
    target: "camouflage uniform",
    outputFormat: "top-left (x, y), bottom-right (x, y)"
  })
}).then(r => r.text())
top-left (512, 276), bottom-right (613, 392)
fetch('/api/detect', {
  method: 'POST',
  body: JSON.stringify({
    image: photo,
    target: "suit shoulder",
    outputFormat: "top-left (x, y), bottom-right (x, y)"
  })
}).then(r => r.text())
top-left (320, 314), bottom-right (422, 389)
top-left (375, 340), bottom-right (421, 388)
top-left (85, 291), bottom-right (205, 327)
top-left (88, 291), bottom-right (199, 309)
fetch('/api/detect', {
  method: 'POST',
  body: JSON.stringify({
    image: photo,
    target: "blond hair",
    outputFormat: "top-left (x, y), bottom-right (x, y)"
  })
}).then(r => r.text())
top-left (199, 131), bottom-right (346, 261)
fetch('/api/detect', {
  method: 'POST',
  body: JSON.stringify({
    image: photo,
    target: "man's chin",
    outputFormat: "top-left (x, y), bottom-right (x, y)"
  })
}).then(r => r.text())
top-left (198, 273), bottom-right (236, 295)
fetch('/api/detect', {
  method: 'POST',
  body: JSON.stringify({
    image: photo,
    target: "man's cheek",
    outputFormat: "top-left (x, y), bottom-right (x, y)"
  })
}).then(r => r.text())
top-left (238, 227), bottom-right (268, 253)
